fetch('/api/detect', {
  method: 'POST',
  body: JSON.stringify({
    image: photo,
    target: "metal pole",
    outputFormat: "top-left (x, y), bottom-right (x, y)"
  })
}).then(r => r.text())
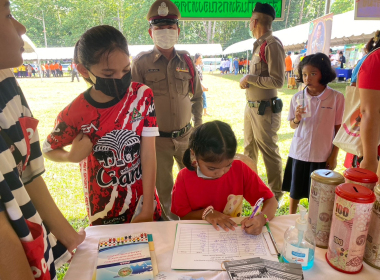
top-left (38, 54), bottom-right (43, 82)
top-left (42, 10), bottom-right (47, 48)
top-left (117, 8), bottom-right (122, 31)
top-left (325, 0), bottom-right (331, 15)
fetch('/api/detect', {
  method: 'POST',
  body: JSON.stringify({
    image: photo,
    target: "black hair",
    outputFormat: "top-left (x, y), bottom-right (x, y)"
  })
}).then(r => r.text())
top-left (183, 121), bottom-right (237, 171)
top-left (74, 25), bottom-right (129, 85)
top-left (365, 30), bottom-right (380, 54)
top-left (194, 53), bottom-right (202, 63)
top-left (296, 52), bottom-right (336, 86)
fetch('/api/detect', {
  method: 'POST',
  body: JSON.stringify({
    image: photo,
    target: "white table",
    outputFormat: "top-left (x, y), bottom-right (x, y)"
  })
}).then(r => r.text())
top-left (64, 215), bottom-right (379, 280)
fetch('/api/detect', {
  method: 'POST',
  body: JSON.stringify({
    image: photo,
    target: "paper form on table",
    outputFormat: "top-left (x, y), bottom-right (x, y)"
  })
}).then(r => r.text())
top-left (171, 223), bottom-right (278, 270)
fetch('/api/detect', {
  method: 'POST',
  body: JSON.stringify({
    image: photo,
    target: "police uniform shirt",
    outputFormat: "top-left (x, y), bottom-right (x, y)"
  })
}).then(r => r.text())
top-left (132, 46), bottom-right (203, 133)
top-left (246, 31), bottom-right (285, 101)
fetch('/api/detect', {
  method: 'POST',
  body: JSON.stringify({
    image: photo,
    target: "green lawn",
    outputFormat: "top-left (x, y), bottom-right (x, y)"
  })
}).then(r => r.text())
top-left (17, 74), bottom-right (349, 279)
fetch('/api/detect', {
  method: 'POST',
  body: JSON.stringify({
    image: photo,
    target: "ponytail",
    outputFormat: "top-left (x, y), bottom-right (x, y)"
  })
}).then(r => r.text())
top-left (182, 148), bottom-right (195, 171)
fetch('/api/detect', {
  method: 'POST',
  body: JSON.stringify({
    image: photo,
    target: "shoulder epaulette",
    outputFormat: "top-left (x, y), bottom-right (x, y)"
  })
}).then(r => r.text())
top-left (177, 50), bottom-right (191, 56)
top-left (134, 50), bottom-right (153, 61)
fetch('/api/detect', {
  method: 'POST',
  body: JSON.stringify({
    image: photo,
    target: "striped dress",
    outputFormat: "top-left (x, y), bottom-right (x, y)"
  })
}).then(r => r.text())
top-left (0, 69), bottom-right (70, 279)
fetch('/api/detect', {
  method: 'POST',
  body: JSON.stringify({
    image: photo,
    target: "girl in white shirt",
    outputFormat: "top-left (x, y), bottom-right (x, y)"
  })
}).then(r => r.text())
top-left (282, 53), bottom-right (345, 214)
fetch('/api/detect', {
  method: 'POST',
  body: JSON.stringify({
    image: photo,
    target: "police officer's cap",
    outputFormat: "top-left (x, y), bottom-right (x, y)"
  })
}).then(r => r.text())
top-left (147, 0), bottom-right (181, 26)
top-left (253, 2), bottom-right (276, 20)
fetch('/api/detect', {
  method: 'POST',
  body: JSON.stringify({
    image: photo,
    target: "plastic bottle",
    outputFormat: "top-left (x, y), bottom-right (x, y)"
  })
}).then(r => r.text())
top-left (281, 205), bottom-right (316, 270)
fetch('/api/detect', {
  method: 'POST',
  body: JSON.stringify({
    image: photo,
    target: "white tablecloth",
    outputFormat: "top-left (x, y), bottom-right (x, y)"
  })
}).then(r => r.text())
top-left (64, 215), bottom-right (379, 280)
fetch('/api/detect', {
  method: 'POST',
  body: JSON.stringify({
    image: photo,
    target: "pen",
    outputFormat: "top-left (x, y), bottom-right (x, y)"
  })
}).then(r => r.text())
top-left (265, 223), bottom-right (281, 259)
top-left (249, 197), bottom-right (264, 219)
top-left (147, 234), bottom-right (159, 276)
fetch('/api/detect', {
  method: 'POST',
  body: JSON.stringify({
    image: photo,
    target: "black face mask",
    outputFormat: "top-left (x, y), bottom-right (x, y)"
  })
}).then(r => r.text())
top-left (89, 71), bottom-right (132, 99)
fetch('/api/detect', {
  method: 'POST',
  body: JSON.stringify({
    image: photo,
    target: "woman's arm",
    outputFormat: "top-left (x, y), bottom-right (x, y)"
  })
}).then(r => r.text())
top-left (326, 125), bottom-right (341, 170)
top-left (359, 88), bottom-right (380, 174)
top-left (0, 212), bottom-right (35, 280)
top-left (182, 209), bottom-right (237, 231)
top-left (131, 136), bottom-right (156, 223)
top-left (25, 176), bottom-right (86, 253)
top-left (182, 209), bottom-right (204, 220)
top-left (43, 132), bottom-right (93, 163)
top-left (289, 104), bottom-right (302, 129)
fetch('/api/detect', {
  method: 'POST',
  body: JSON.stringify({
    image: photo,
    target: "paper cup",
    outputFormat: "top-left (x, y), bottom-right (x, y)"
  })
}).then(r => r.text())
top-left (296, 98), bottom-right (311, 118)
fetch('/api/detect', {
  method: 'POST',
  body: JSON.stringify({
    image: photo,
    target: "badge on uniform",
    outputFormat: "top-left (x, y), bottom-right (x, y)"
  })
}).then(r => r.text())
top-left (148, 69), bottom-right (160, 72)
top-left (176, 67), bottom-right (189, 73)
top-left (158, 2), bottom-right (169, 16)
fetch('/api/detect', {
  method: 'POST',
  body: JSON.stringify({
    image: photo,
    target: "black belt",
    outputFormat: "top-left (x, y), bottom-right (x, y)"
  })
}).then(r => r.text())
top-left (247, 100), bottom-right (270, 108)
top-left (159, 123), bottom-right (192, 138)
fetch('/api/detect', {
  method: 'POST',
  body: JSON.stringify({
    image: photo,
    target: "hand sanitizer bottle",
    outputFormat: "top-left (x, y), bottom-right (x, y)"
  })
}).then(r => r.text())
top-left (281, 204), bottom-right (316, 270)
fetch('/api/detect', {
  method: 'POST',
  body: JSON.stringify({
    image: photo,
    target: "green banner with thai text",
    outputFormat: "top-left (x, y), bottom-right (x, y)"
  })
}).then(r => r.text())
top-left (173, 0), bottom-right (284, 20)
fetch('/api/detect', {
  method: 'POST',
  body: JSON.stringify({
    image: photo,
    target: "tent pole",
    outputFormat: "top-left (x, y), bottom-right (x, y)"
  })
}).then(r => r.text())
top-left (38, 53), bottom-right (42, 82)
top-left (325, 0), bottom-right (331, 15)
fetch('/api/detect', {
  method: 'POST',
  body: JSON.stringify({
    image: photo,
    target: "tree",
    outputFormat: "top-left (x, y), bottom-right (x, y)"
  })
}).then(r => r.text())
top-left (330, 0), bottom-right (354, 15)
top-left (12, 0), bottom-right (333, 50)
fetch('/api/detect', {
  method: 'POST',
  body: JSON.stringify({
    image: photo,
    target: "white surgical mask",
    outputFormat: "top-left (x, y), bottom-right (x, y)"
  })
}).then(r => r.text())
top-left (152, 29), bottom-right (178, 49)
top-left (196, 166), bottom-right (213, 180)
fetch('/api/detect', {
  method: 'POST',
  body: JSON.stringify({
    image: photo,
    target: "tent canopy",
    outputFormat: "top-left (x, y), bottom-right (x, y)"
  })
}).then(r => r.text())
top-left (223, 10), bottom-right (379, 54)
top-left (22, 34), bottom-right (37, 54)
top-left (22, 44), bottom-right (223, 61)
top-left (22, 47), bottom-right (74, 61)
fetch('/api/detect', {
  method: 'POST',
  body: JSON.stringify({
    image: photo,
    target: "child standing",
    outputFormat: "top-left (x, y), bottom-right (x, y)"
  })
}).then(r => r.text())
top-left (43, 25), bottom-right (161, 226)
top-left (171, 121), bottom-right (277, 235)
top-left (0, 2), bottom-right (84, 279)
top-left (282, 53), bottom-right (345, 214)
top-left (194, 53), bottom-right (210, 116)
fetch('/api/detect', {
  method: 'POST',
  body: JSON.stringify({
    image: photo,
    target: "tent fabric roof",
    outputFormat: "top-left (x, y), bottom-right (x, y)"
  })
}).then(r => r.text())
top-left (21, 34), bottom-right (37, 54)
top-left (223, 10), bottom-right (379, 54)
top-left (22, 47), bottom-right (74, 61)
top-left (22, 44), bottom-right (223, 61)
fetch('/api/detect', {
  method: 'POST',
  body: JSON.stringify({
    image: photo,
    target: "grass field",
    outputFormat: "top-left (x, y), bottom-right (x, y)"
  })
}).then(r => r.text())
top-left (17, 74), bottom-right (348, 279)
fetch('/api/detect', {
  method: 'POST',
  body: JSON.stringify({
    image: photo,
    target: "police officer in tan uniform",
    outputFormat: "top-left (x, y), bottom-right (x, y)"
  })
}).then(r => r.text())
top-left (240, 3), bottom-right (285, 202)
top-left (132, 0), bottom-right (203, 220)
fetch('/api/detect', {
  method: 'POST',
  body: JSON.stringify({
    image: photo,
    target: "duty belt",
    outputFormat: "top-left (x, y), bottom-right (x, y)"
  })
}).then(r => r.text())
top-left (159, 123), bottom-right (192, 138)
top-left (247, 100), bottom-right (269, 108)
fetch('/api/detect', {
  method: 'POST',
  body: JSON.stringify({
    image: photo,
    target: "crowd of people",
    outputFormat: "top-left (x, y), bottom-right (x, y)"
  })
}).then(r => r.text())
top-left (12, 63), bottom-right (36, 77)
top-left (40, 61), bottom-right (63, 77)
top-left (12, 61), bottom-right (65, 78)
top-left (1, 0), bottom-right (379, 279)
top-left (209, 57), bottom-right (250, 75)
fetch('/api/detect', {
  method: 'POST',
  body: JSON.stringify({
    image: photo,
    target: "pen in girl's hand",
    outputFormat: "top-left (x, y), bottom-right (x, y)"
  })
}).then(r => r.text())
top-left (249, 197), bottom-right (264, 219)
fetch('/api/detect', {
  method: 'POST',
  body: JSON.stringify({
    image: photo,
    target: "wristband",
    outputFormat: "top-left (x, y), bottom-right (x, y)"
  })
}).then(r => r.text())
top-left (202, 206), bottom-right (214, 220)
top-left (260, 212), bottom-right (269, 223)
top-left (293, 118), bottom-right (300, 125)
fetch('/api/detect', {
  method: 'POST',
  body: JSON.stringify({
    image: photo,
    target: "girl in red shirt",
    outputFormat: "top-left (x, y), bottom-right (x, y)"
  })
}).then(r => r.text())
top-left (171, 121), bottom-right (277, 235)
top-left (43, 26), bottom-right (161, 225)
top-left (358, 31), bottom-right (380, 178)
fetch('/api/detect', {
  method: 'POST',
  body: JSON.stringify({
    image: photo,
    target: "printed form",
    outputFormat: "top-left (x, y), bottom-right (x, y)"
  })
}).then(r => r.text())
top-left (171, 223), bottom-right (278, 270)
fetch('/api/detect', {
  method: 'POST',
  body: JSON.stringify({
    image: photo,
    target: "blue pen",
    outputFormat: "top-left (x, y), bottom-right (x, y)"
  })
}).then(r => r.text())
top-left (249, 197), bottom-right (264, 219)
